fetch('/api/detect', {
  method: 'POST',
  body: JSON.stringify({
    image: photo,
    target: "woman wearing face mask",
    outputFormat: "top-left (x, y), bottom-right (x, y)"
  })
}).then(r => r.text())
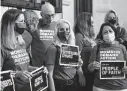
top-left (1, 9), bottom-right (38, 91)
top-left (45, 19), bottom-right (86, 91)
top-left (97, 10), bottom-right (127, 48)
top-left (88, 22), bottom-right (127, 91)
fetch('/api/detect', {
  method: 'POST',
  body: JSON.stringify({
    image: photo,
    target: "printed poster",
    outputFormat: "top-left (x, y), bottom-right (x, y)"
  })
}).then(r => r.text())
top-left (0, 70), bottom-right (15, 91)
top-left (59, 44), bottom-right (79, 66)
top-left (29, 66), bottom-right (48, 91)
top-left (100, 61), bottom-right (126, 79)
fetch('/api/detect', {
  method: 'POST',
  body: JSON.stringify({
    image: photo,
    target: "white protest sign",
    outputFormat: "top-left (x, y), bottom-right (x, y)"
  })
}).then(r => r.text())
top-left (29, 66), bottom-right (48, 91)
top-left (59, 44), bottom-right (80, 66)
top-left (0, 70), bottom-right (15, 91)
top-left (100, 61), bottom-right (126, 79)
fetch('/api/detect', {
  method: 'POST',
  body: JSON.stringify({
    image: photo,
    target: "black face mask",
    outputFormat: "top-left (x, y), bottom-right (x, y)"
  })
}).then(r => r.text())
top-left (57, 31), bottom-right (70, 41)
top-left (108, 19), bottom-right (116, 25)
top-left (15, 23), bottom-right (26, 34)
top-left (57, 31), bottom-right (67, 41)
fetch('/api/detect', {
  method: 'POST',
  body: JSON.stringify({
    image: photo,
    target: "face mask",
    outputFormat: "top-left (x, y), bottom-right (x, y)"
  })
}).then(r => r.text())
top-left (15, 23), bottom-right (26, 34)
top-left (57, 31), bottom-right (66, 41)
top-left (57, 31), bottom-right (70, 41)
top-left (108, 19), bottom-right (116, 25)
top-left (103, 33), bottom-right (115, 44)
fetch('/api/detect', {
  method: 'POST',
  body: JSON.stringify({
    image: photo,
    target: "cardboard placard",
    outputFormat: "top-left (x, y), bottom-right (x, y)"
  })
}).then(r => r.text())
top-left (59, 44), bottom-right (79, 66)
top-left (0, 70), bottom-right (15, 91)
top-left (100, 61), bottom-right (126, 79)
top-left (29, 66), bottom-right (48, 91)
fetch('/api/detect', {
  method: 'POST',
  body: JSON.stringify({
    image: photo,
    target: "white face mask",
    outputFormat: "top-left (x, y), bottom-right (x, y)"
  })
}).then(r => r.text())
top-left (103, 33), bottom-right (115, 44)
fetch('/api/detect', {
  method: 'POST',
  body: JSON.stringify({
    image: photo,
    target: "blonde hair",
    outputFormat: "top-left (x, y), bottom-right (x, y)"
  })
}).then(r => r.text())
top-left (54, 19), bottom-right (75, 46)
top-left (104, 10), bottom-right (119, 26)
top-left (1, 9), bottom-right (24, 49)
top-left (1, 22), bottom-right (17, 49)
top-left (24, 10), bottom-right (39, 25)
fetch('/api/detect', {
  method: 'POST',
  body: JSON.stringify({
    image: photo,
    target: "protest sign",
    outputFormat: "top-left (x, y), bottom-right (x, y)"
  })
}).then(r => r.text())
top-left (100, 61), bottom-right (126, 79)
top-left (59, 44), bottom-right (79, 66)
top-left (29, 66), bottom-right (48, 91)
top-left (0, 70), bottom-right (15, 91)
top-left (39, 30), bottom-right (54, 41)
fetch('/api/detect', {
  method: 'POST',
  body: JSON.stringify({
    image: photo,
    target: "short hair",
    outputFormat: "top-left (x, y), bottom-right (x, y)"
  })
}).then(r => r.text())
top-left (1, 9), bottom-right (22, 49)
top-left (24, 10), bottom-right (39, 25)
top-left (74, 12), bottom-right (95, 38)
top-left (97, 22), bottom-right (117, 40)
top-left (41, 2), bottom-right (55, 14)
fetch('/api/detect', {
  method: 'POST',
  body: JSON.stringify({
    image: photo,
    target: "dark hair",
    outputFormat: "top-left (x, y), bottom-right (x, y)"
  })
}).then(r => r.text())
top-left (97, 22), bottom-right (117, 40)
top-left (109, 10), bottom-right (116, 15)
top-left (1, 9), bottom-right (22, 28)
top-left (1, 9), bottom-right (22, 49)
top-left (74, 12), bottom-right (95, 38)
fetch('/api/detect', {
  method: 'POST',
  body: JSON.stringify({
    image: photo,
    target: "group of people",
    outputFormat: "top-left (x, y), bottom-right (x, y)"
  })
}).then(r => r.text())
top-left (1, 2), bottom-right (127, 91)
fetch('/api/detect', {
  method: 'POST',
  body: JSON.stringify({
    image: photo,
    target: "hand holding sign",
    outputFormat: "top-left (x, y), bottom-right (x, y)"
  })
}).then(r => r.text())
top-left (59, 44), bottom-right (80, 66)
top-left (0, 71), bottom-right (15, 91)
top-left (88, 61), bottom-right (100, 72)
top-left (100, 61), bottom-right (126, 79)
top-left (77, 57), bottom-right (83, 67)
top-left (43, 67), bottom-right (48, 74)
top-left (93, 61), bottom-right (100, 69)
top-left (92, 61), bottom-right (100, 70)
top-left (122, 66), bottom-right (127, 74)
top-left (29, 66), bottom-right (48, 91)
top-left (15, 71), bottom-right (33, 83)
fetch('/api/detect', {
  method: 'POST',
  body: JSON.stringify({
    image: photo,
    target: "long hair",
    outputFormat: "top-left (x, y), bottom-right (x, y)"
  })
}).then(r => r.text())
top-left (1, 9), bottom-right (22, 49)
top-left (54, 19), bottom-right (75, 46)
top-left (74, 12), bottom-right (95, 38)
top-left (104, 10), bottom-right (119, 26)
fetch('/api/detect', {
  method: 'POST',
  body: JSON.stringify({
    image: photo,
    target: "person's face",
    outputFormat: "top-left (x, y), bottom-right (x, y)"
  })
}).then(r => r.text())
top-left (41, 10), bottom-right (55, 25)
top-left (107, 12), bottom-right (116, 20)
top-left (15, 14), bottom-right (26, 34)
top-left (15, 14), bottom-right (25, 24)
top-left (107, 12), bottom-right (117, 25)
top-left (102, 25), bottom-right (115, 44)
top-left (57, 22), bottom-right (70, 41)
top-left (28, 16), bottom-right (39, 32)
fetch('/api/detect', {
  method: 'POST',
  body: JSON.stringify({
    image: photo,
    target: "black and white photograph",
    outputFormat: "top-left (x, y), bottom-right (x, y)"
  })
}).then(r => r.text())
top-left (0, 0), bottom-right (127, 91)
top-left (59, 44), bottom-right (79, 66)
